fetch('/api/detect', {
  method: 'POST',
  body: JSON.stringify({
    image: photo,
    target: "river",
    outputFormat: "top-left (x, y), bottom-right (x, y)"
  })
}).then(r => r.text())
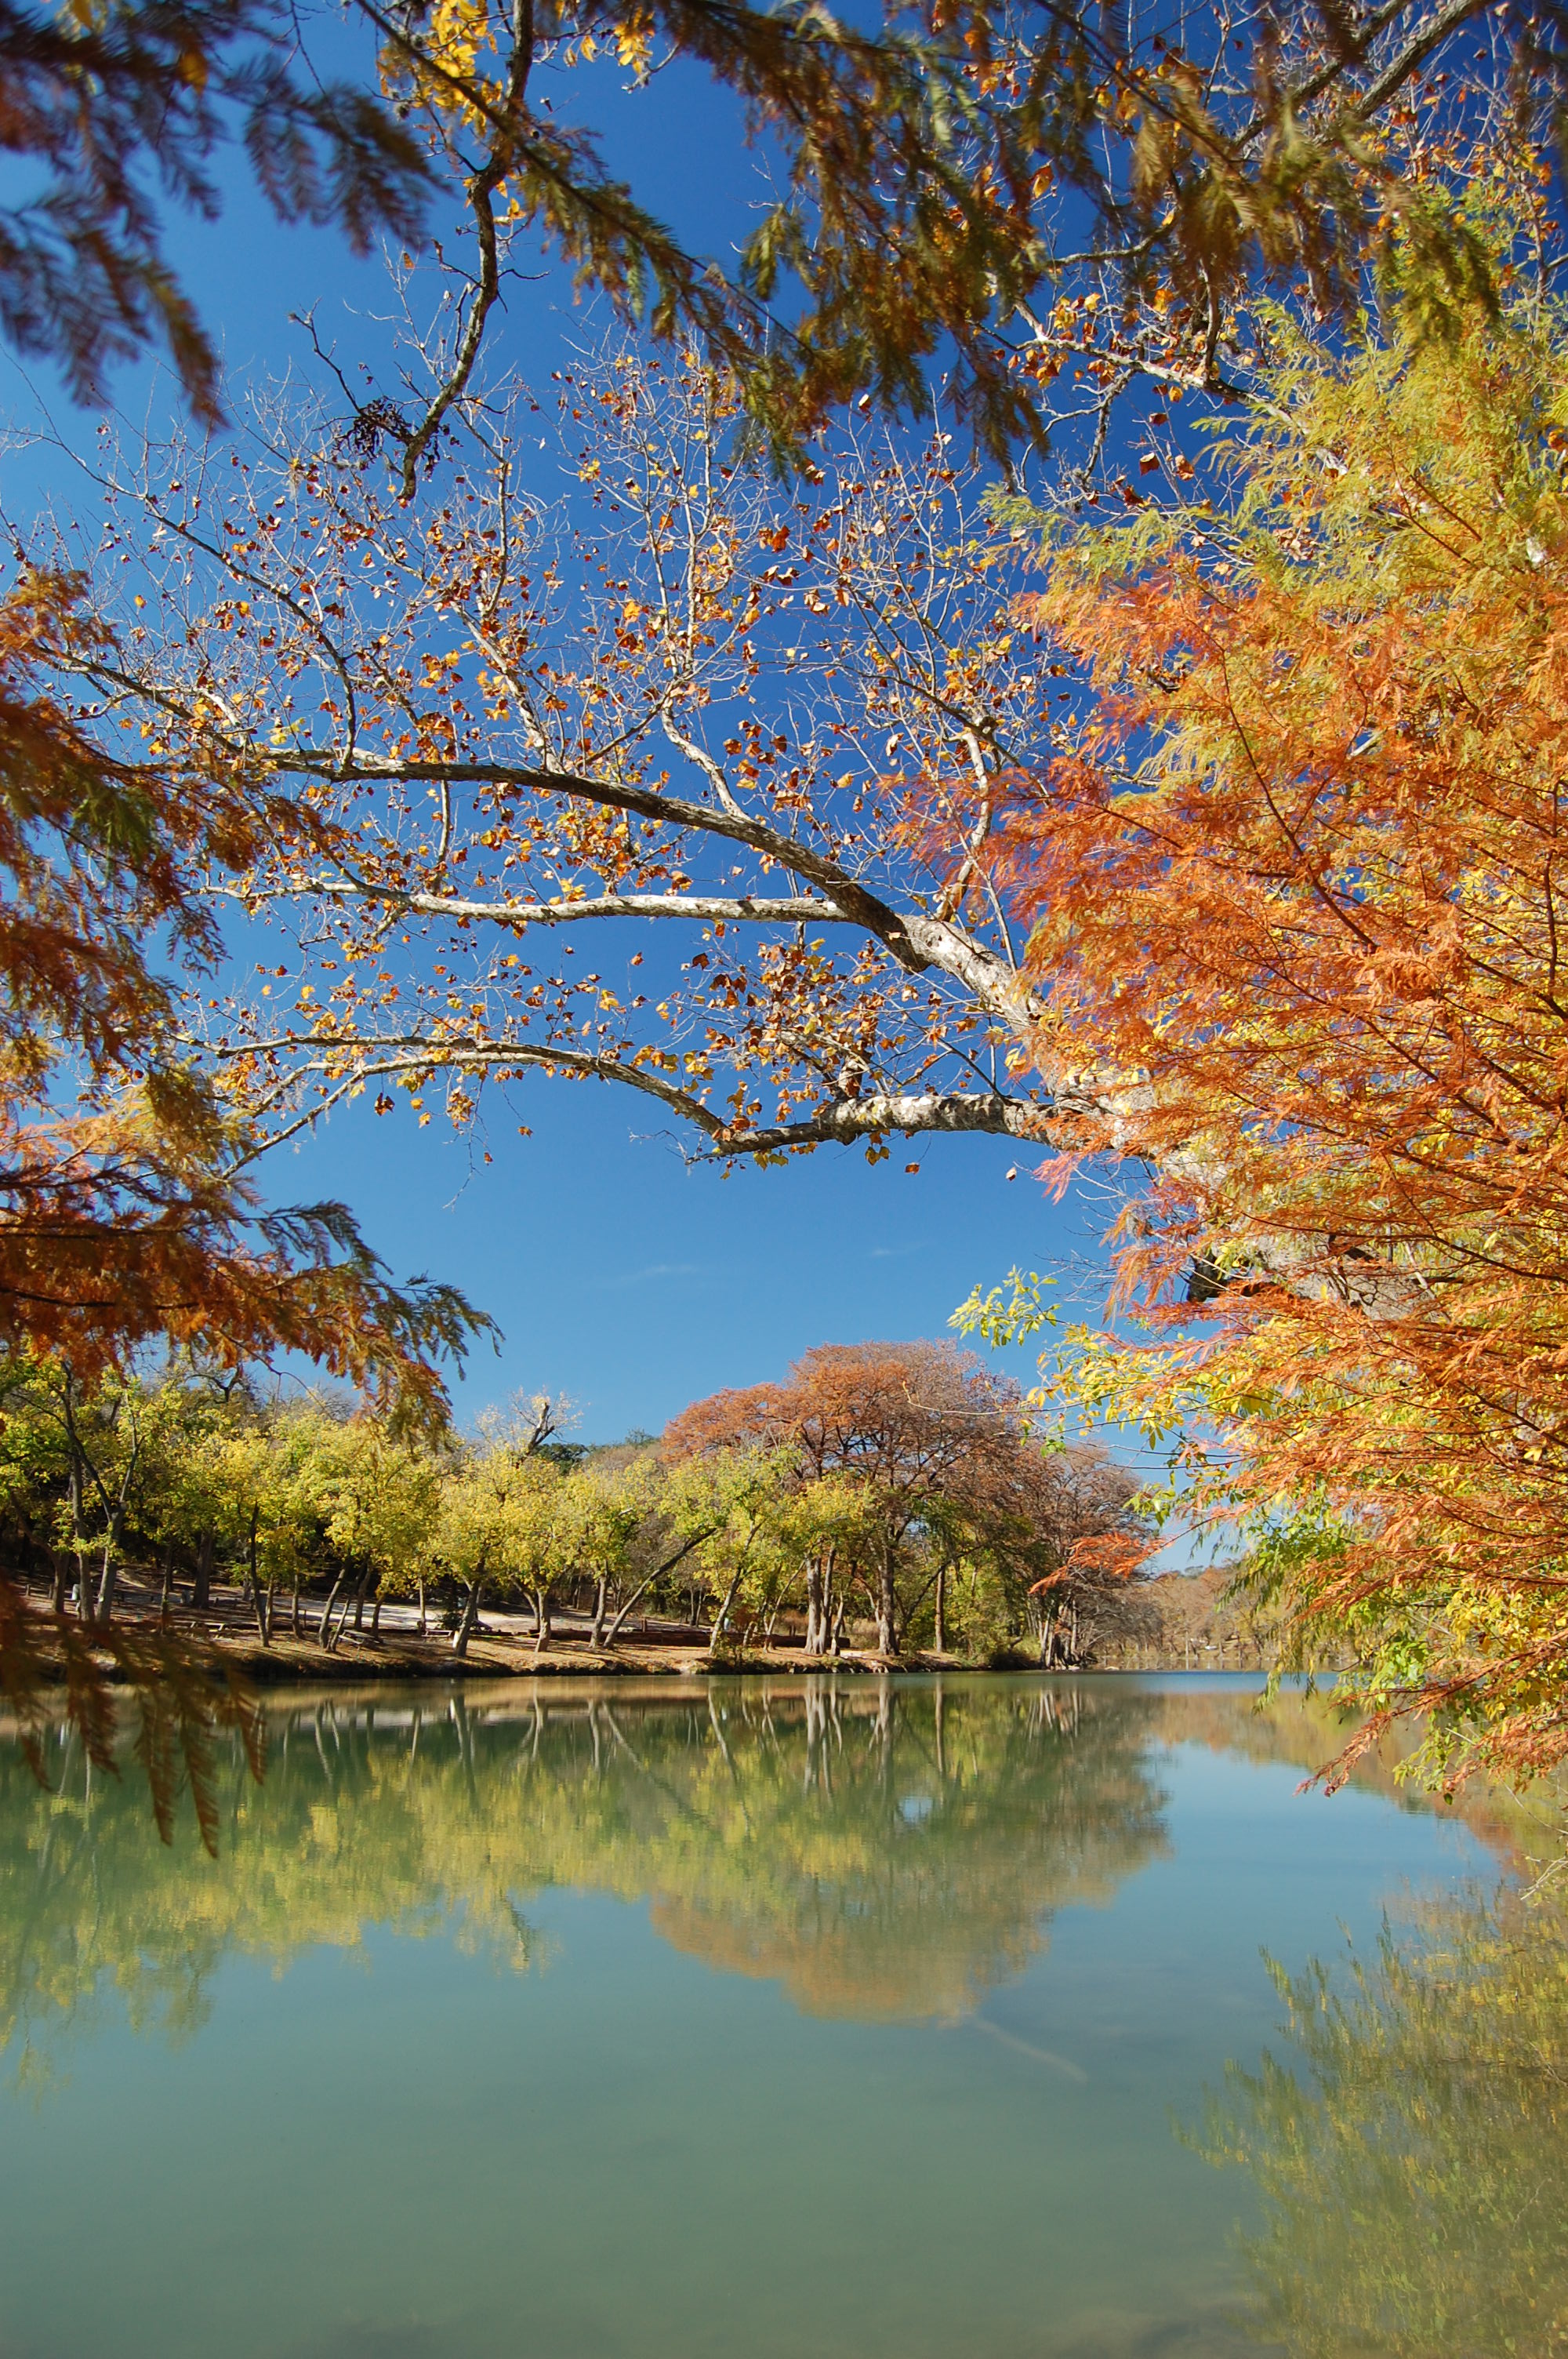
top-left (0, 1673), bottom-right (1553, 2359)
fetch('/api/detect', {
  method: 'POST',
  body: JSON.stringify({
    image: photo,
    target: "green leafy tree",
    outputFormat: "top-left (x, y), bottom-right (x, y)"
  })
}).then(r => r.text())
top-left (660, 1443), bottom-right (796, 1650)
top-left (312, 1415), bottom-right (445, 1652)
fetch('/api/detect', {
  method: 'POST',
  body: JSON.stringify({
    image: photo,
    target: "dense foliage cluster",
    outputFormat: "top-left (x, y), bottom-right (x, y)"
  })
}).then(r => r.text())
top-left (5, 0), bottom-right (1533, 463)
top-left (0, 1340), bottom-right (1145, 1696)
top-left (972, 276), bottom-right (1568, 1790)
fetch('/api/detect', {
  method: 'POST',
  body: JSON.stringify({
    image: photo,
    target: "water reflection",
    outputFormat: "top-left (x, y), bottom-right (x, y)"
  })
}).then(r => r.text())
top-left (2, 1673), bottom-right (1527, 2062)
top-left (1207, 1883), bottom-right (1568, 2358)
top-left (2, 1678), bottom-right (1174, 2059)
top-left (0, 1672), bottom-right (1556, 2359)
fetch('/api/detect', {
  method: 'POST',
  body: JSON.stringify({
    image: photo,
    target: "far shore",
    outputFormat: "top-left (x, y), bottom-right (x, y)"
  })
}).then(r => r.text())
top-left (167, 1635), bottom-right (1160, 1685)
top-left (18, 1576), bottom-right (1273, 1688)
top-left (21, 1573), bottom-right (1273, 1686)
top-left (83, 1624), bottom-right (1270, 1687)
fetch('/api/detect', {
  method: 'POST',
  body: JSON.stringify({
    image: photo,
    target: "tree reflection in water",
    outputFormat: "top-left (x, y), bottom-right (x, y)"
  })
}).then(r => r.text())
top-left (0, 1677), bottom-right (1175, 2065)
top-left (11, 1659), bottom-right (1562, 2359)
top-left (9, 1670), bottom-right (1563, 2354)
top-left (1204, 1881), bottom-right (1568, 2358)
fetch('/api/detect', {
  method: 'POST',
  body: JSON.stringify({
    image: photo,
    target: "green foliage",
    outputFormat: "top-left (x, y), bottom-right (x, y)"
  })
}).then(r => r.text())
top-left (950, 1267), bottom-right (1058, 1351)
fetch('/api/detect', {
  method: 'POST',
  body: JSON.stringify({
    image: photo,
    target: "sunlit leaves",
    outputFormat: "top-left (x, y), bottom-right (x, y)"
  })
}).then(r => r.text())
top-left (1000, 261), bottom-right (1568, 1787)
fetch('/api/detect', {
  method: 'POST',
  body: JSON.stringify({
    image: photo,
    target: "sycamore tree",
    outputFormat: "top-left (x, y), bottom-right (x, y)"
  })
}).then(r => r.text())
top-left (12, 0), bottom-right (1544, 1341)
top-left (18, 0), bottom-right (1568, 1800)
top-left (5, 0), bottom-right (1550, 1265)
top-left (48, 351), bottom-right (1077, 1168)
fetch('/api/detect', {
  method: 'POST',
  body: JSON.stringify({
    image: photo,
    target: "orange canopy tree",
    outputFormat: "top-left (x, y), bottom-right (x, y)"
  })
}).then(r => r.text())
top-left (666, 1340), bottom-right (1026, 1654)
top-left (979, 249), bottom-right (1568, 1788)
top-left (665, 1339), bottom-right (1142, 1656)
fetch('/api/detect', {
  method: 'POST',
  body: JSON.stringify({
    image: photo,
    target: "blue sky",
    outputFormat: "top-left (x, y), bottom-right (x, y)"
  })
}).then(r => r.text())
top-left (289, 1075), bottom-right (1112, 1441)
top-left (0, 35), bottom-right (1140, 1455)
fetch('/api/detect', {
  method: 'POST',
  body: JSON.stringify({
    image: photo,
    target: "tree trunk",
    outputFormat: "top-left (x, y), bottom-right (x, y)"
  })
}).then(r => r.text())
top-left (829, 1600), bottom-right (845, 1654)
top-left (49, 1550), bottom-right (69, 1614)
top-left (371, 1590), bottom-right (383, 1637)
top-left (247, 1509), bottom-right (270, 1645)
top-left (933, 1561), bottom-right (947, 1656)
top-left (158, 1543), bottom-right (174, 1623)
top-left (327, 1592), bottom-right (353, 1653)
top-left (416, 1578), bottom-right (427, 1637)
top-left (292, 1585), bottom-right (303, 1637)
top-left (67, 1438), bottom-right (91, 1623)
top-left (590, 1574), bottom-right (608, 1650)
top-left (604, 1528), bottom-right (711, 1648)
top-left (317, 1568), bottom-right (348, 1648)
top-left (804, 1556), bottom-right (824, 1655)
top-left (95, 1538), bottom-right (118, 1625)
top-left (876, 1539), bottom-right (898, 1656)
top-left (532, 1586), bottom-right (552, 1654)
top-left (352, 1568), bottom-right (372, 1631)
top-left (452, 1578), bottom-right (482, 1659)
top-left (710, 1567), bottom-right (744, 1652)
top-left (96, 1436), bottom-right (140, 1626)
top-left (192, 1528), bottom-right (214, 1613)
top-left (605, 1576), bottom-right (653, 1649)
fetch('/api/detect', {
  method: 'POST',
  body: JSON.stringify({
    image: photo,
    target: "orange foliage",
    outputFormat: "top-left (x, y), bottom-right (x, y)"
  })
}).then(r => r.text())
top-left (665, 1339), bottom-right (1021, 1496)
top-left (666, 1339), bottom-right (1143, 1655)
top-left (666, 1339), bottom-right (1028, 1652)
top-left (990, 289), bottom-right (1568, 1784)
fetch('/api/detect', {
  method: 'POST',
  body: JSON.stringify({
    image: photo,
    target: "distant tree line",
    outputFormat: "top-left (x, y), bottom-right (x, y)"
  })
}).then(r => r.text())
top-left (0, 1339), bottom-right (1147, 1667)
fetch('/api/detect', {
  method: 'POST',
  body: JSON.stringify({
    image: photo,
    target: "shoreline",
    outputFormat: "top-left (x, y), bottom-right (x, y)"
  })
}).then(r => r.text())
top-left (82, 1627), bottom-right (1271, 1686)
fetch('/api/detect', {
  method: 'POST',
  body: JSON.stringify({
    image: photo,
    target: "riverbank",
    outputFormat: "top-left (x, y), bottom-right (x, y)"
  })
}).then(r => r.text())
top-left (99, 1627), bottom-right (1013, 1685)
top-left (48, 1620), bottom-right (1271, 1686)
top-left (24, 1549), bottom-right (1280, 1682)
top-left (22, 1574), bottom-right (1275, 1685)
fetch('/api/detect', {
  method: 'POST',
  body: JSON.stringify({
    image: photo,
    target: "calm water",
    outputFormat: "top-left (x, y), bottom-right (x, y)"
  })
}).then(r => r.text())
top-left (0, 1674), bottom-right (1552, 2359)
